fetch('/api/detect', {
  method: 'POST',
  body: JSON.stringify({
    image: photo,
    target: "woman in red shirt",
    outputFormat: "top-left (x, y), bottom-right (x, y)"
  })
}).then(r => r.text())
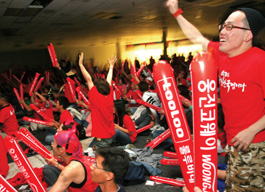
top-left (113, 101), bottom-right (137, 145)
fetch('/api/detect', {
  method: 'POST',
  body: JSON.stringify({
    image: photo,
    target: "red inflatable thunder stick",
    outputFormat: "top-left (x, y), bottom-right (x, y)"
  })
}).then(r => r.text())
top-left (29, 104), bottom-right (53, 122)
top-left (47, 45), bottom-right (55, 67)
top-left (29, 73), bottom-right (40, 96)
top-left (135, 99), bottom-right (162, 111)
top-left (15, 129), bottom-right (52, 160)
top-left (13, 88), bottom-right (24, 110)
top-left (164, 151), bottom-right (178, 159)
top-left (49, 43), bottom-right (58, 66)
top-left (136, 62), bottom-right (146, 77)
top-left (66, 77), bottom-right (76, 101)
top-left (135, 124), bottom-right (153, 134)
top-left (4, 136), bottom-right (47, 192)
top-left (150, 176), bottom-right (185, 187)
top-left (153, 60), bottom-right (195, 191)
top-left (190, 52), bottom-right (217, 192)
top-left (23, 117), bottom-right (50, 126)
top-left (34, 77), bottom-right (44, 93)
top-left (76, 87), bottom-right (90, 106)
top-left (145, 129), bottom-right (171, 149)
top-left (0, 175), bottom-right (17, 192)
top-left (20, 84), bottom-right (24, 100)
top-left (160, 158), bottom-right (180, 166)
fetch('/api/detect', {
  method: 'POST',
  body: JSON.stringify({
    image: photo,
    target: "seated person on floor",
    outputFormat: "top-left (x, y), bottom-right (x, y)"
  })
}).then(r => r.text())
top-left (113, 100), bottom-right (137, 146)
top-left (44, 130), bottom-right (98, 192)
top-left (20, 91), bottom-right (54, 132)
top-left (91, 147), bottom-right (130, 192)
top-left (123, 78), bottom-right (142, 114)
top-left (0, 94), bottom-right (20, 177)
top-left (47, 96), bottom-right (74, 145)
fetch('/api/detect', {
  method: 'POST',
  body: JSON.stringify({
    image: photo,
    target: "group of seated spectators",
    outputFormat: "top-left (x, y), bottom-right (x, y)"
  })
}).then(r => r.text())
top-left (0, 51), bottom-right (226, 192)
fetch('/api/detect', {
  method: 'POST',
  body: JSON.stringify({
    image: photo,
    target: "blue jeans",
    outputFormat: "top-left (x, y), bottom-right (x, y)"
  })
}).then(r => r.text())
top-left (45, 128), bottom-right (57, 145)
top-left (153, 130), bottom-right (173, 150)
top-left (114, 129), bottom-right (132, 145)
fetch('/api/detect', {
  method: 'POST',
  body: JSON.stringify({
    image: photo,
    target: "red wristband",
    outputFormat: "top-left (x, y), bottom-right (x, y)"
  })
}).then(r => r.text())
top-left (173, 8), bottom-right (183, 18)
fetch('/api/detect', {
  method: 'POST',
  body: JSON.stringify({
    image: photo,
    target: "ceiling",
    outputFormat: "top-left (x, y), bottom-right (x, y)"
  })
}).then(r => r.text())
top-left (0, 0), bottom-right (264, 52)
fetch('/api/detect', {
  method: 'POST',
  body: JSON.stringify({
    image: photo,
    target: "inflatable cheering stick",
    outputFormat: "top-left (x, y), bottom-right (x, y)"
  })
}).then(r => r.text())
top-left (0, 175), bottom-right (17, 192)
top-left (15, 127), bottom-right (53, 159)
top-left (4, 135), bottom-right (47, 192)
top-left (29, 73), bottom-right (40, 96)
top-left (145, 129), bottom-right (171, 149)
top-left (190, 52), bottom-right (217, 191)
top-left (153, 60), bottom-right (195, 191)
top-left (29, 104), bottom-right (53, 122)
top-left (150, 176), bottom-right (185, 187)
top-left (76, 87), bottom-right (90, 106)
top-left (135, 99), bottom-right (162, 111)
top-left (136, 124), bottom-right (153, 134)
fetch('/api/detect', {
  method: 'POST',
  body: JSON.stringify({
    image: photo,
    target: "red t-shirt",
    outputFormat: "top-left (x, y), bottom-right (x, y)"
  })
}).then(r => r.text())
top-left (88, 86), bottom-right (115, 139)
top-left (33, 100), bottom-right (54, 120)
top-left (126, 90), bottom-right (141, 107)
top-left (60, 110), bottom-right (74, 124)
top-left (208, 41), bottom-right (265, 145)
top-left (0, 104), bottom-right (19, 135)
top-left (65, 78), bottom-right (76, 103)
top-left (123, 114), bottom-right (137, 143)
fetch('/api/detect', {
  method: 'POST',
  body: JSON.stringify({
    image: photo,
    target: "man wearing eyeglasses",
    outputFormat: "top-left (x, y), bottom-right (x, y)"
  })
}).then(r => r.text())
top-left (167, 0), bottom-right (265, 191)
top-left (90, 147), bottom-right (130, 192)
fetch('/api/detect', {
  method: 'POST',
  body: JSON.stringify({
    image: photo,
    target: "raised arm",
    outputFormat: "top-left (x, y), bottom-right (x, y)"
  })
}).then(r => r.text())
top-left (166, 0), bottom-right (210, 51)
top-left (106, 55), bottom-right (117, 85)
top-left (34, 92), bottom-right (48, 104)
top-left (79, 52), bottom-right (94, 90)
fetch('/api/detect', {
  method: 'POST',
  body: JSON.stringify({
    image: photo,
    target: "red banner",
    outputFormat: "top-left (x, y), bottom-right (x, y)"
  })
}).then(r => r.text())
top-left (153, 60), bottom-right (194, 191)
top-left (4, 135), bottom-right (47, 192)
top-left (190, 52), bottom-right (217, 191)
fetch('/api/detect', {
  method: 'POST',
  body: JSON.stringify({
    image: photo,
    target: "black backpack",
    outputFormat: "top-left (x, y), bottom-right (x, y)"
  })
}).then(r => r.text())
top-left (119, 161), bottom-right (146, 186)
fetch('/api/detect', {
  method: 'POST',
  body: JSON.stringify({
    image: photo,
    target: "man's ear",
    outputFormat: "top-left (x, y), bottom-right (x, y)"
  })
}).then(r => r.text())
top-left (244, 30), bottom-right (253, 42)
top-left (105, 171), bottom-right (114, 181)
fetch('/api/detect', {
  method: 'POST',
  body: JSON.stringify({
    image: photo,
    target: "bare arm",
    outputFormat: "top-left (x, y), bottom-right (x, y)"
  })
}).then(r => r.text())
top-left (106, 55), bottom-right (117, 85)
top-left (34, 92), bottom-right (48, 104)
top-left (49, 162), bottom-right (84, 192)
top-left (79, 52), bottom-right (94, 90)
top-left (166, 0), bottom-right (209, 51)
top-left (115, 123), bottom-right (134, 136)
